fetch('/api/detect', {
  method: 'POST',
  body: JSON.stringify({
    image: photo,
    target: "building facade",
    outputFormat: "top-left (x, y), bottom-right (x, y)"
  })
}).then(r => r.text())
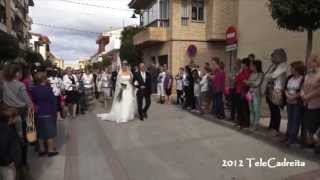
top-left (90, 33), bottom-right (110, 63)
top-left (129, 0), bottom-right (320, 75)
top-left (0, 0), bottom-right (34, 49)
top-left (105, 28), bottom-right (122, 71)
top-left (30, 32), bottom-right (51, 60)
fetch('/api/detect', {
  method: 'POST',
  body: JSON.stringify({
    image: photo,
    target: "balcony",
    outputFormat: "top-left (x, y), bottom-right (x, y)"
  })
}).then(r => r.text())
top-left (133, 19), bottom-right (169, 47)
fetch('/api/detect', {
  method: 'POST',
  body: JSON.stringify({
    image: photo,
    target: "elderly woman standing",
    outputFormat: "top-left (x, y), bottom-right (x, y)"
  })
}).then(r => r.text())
top-left (2, 64), bottom-right (33, 166)
top-left (31, 72), bottom-right (58, 157)
top-left (264, 48), bottom-right (288, 136)
top-left (301, 55), bottom-right (320, 149)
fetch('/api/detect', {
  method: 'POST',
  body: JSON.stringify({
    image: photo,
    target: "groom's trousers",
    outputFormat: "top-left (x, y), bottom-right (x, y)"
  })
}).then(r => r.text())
top-left (137, 90), bottom-right (151, 116)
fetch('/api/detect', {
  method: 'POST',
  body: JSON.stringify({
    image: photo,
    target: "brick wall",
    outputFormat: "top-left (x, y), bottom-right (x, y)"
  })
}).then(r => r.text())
top-left (206, 0), bottom-right (238, 41)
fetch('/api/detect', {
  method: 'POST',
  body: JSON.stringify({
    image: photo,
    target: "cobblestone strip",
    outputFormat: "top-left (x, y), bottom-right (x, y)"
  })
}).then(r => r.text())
top-left (92, 118), bottom-right (130, 180)
top-left (64, 119), bottom-right (80, 180)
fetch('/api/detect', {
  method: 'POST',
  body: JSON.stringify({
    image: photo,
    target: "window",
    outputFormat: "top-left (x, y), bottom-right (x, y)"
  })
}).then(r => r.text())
top-left (142, 0), bottom-right (169, 27)
top-left (181, 0), bottom-right (188, 25)
top-left (158, 55), bottom-right (168, 66)
top-left (192, 0), bottom-right (204, 22)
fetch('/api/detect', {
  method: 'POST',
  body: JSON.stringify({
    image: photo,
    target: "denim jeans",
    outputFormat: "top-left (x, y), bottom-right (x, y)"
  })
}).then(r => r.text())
top-left (195, 96), bottom-right (201, 112)
top-left (0, 166), bottom-right (16, 180)
top-left (287, 103), bottom-right (304, 144)
top-left (213, 92), bottom-right (225, 117)
top-left (249, 94), bottom-right (261, 128)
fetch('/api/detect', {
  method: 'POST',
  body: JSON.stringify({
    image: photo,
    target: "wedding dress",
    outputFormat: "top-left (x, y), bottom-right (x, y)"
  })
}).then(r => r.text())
top-left (97, 71), bottom-right (137, 123)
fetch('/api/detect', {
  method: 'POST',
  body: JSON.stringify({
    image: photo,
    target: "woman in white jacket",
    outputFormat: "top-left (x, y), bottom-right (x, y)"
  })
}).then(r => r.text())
top-left (81, 69), bottom-right (95, 111)
top-left (63, 67), bottom-right (79, 118)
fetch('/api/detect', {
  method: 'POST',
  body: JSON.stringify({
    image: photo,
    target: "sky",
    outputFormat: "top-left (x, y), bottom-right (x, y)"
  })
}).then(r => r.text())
top-left (29, 0), bottom-right (139, 64)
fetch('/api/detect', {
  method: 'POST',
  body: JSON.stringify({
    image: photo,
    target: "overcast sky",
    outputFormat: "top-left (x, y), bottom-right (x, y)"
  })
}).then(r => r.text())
top-left (30, 0), bottom-right (138, 64)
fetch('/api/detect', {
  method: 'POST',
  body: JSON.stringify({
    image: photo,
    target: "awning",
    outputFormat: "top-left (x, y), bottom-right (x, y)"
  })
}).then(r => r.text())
top-left (128, 0), bottom-right (153, 9)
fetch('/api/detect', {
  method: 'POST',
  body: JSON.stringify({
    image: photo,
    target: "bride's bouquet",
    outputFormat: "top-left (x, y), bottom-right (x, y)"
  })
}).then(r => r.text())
top-left (117, 83), bottom-right (127, 102)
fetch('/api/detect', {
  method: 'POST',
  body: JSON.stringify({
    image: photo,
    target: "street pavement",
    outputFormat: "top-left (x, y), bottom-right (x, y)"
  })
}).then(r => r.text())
top-left (27, 101), bottom-right (320, 180)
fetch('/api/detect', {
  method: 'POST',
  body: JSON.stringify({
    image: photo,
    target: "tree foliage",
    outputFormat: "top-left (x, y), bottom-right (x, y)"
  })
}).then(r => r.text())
top-left (269, 0), bottom-right (320, 31)
top-left (0, 31), bottom-right (20, 63)
top-left (269, 0), bottom-right (320, 63)
top-left (119, 26), bottom-right (143, 66)
top-left (24, 50), bottom-right (44, 65)
top-left (102, 54), bottom-right (112, 68)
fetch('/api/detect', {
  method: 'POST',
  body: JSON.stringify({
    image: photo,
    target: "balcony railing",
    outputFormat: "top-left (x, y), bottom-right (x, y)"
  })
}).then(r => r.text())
top-left (181, 17), bottom-right (189, 26)
top-left (133, 27), bottom-right (169, 46)
top-left (146, 19), bottom-right (169, 28)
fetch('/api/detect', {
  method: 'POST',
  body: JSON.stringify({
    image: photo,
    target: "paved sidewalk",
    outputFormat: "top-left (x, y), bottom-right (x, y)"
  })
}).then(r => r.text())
top-left (26, 102), bottom-right (320, 180)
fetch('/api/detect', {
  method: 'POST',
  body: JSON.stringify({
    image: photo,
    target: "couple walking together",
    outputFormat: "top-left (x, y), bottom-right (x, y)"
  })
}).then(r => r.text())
top-left (97, 61), bottom-right (152, 123)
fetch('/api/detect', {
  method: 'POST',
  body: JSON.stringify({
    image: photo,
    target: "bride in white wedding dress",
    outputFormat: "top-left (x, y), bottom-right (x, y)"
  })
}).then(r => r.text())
top-left (97, 61), bottom-right (137, 123)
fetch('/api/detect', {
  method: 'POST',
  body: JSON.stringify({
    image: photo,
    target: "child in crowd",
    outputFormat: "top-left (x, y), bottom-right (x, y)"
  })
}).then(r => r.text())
top-left (175, 67), bottom-right (184, 105)
top-left (0, 106), bottom-right (22, 180)
top-left (164, 69), bottom-right (173, 104)
top-left (192, 69), bottom-right (201, 113)
top-left (157, 66), bottom-right (166, 104)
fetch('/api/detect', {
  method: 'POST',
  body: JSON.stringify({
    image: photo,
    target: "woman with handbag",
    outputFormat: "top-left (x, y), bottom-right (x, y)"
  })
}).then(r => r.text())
top-left (31, 72), bottom-right (58, 157)
top-left (245, 60), bottom-right (264, 130)
top-left (2, 64), bottom-right (33, 166)
top-left (264, 48), bottom-right (288, 136)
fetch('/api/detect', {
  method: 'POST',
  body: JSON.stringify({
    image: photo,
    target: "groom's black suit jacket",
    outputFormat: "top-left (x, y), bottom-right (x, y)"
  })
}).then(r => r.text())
top-left (133, 71), bottom-right (152, 95)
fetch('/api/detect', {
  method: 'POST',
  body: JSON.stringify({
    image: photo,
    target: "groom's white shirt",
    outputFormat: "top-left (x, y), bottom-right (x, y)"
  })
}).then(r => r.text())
top-left (141, 71), bottom-right (146, 82)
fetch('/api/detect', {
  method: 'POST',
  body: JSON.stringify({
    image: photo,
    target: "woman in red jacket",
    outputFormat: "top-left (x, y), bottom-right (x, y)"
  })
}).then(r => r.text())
top-left (235, 58), bottom-right (252, 128)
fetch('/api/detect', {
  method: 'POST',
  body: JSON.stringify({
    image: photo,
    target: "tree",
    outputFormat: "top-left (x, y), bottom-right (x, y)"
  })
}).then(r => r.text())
top-left (102, 54), bottom-right (112, 68)
top-left (0, 31), bottom-right (20, 64)
top-left (24, 50), bottom-right (44, 65)
top-left (92, 62), bottom-right (102, 70)
top-left (119, 26), bottom-right (143, 66)
top-left (269, 0), bottom-right (320, 64)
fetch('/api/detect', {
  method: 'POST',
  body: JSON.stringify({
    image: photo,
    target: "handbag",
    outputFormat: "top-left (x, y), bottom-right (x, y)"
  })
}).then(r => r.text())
top-left (245, 91), bottom-right (253, 102)
top-left (271, 79), bottom-right (285, 106)
top-left (26, 110), bottom-right (37, 143)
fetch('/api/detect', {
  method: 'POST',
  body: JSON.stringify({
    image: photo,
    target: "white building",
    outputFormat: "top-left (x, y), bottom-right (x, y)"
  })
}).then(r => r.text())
top-left (105, 28), bottom-right (122, 71)
top-left (29, 33), bottom-right (50, 60)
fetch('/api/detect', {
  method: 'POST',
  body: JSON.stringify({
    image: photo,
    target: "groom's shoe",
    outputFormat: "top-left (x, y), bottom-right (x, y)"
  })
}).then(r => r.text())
top-left (143, 112), bottom-right (148, 119)
top-left (139, 115), bottom-right (144, 121)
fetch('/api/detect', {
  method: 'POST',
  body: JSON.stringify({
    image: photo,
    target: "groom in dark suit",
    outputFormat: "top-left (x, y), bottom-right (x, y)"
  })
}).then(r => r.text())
top-left (133, 62), bottom-right (152, 121)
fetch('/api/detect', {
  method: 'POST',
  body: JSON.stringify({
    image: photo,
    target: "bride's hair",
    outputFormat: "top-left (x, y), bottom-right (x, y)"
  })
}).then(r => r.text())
top-left (122, 60), bottom-right (128, 66)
